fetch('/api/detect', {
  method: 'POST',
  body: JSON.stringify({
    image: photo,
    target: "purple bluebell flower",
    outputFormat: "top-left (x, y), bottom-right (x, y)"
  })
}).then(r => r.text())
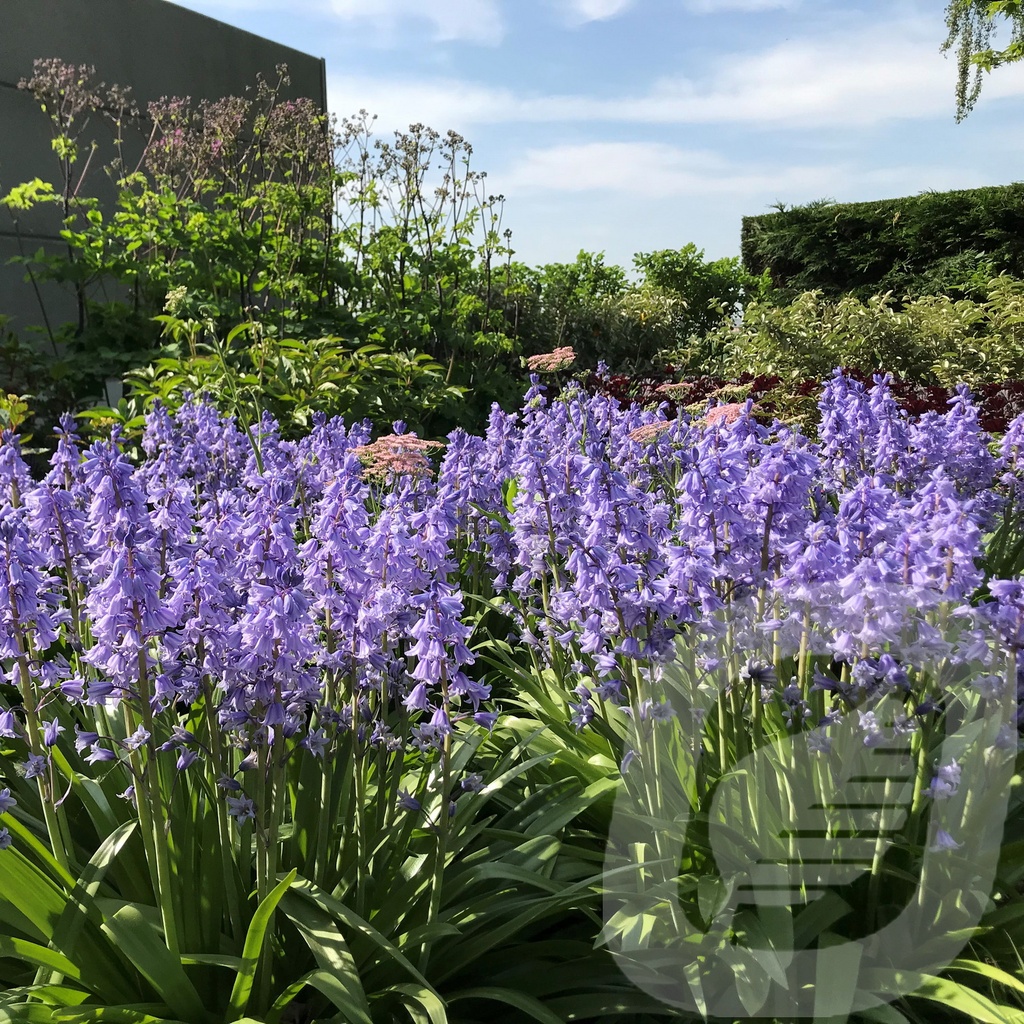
top-left (0, 788), bottom-right (16, 814)
top-left (806, 728), bottom-right (832, 754)
top-left (226, 794), bottom-right (256, 824)
top-left (398, 790), bottom-right (421, 812)
top-left (925, 760), bottom-right (961, 800)
top-left (42, 719), bottom-right (63, 747)
top-left (929, 828), bottom-right (963, 852)
top-left (303, 728), bottom-right (329, 759)
top-left (907, 386), bottom-right (996, 503)
top-left (85, 743), bottom-right (116, 764)
top-left (0, 827), bottom-right (11, 850)
top-left (473, 711), bottom-right (499, 731)
top-left (0, 711), bottom-right (19, 739)
top-left (122, 726), bottom-right (151, 752)
top-left (858, 711), bottom-right (887, 748)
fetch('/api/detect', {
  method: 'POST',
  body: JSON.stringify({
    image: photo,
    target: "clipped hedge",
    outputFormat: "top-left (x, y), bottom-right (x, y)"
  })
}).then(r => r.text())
top-left (741, 184), bottom-right (1024, 304)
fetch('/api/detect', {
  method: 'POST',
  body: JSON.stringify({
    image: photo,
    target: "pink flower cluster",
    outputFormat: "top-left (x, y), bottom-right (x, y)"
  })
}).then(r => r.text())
top-left (350, 433), bottom-right (445, 481)
top-left (526, 347), bottom-right (576, 373)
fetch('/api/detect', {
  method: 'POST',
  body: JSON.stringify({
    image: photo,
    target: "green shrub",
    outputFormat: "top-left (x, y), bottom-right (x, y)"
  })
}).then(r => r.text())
top-left (716, 274), bottom-right (1024, 387)
top-left (633, 243), bottom-right (759, 335)
top-left (514, 247), bottom-right (759, 374)
top-left (122, 312), bottom-right (464, 440)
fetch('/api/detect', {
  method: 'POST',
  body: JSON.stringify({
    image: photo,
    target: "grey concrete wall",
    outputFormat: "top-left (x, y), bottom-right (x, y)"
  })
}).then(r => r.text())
top-left (0, 0), bottom-right (326, 341)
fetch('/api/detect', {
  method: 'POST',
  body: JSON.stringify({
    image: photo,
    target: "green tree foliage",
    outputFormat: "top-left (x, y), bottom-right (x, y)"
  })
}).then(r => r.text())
top-left (3, 59), bottom-right (772, 437)
top-left (3, 61), bottom-right (521, 438)
top-left (127, 313), bottom-right (463, 438)
top-left (633, 244), bottom-right (752, 337)
top-left (530, 250), bottom-right (627, 360)
top-left (944, 1), bottom-right (1024, 120)
top-left (508, 247), bottom-right (755, 374)
top-left (632, 244), bottom-right (764, 373)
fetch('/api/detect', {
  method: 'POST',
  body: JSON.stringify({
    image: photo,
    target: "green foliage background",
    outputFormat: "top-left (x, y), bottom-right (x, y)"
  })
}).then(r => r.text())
top-left (741, 184), bottom-right (1024, 305)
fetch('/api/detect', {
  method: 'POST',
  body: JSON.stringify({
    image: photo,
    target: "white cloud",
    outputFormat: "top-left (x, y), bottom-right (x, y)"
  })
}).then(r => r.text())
top-left (328, 14), bottom-right (1024, 131)
top-left (684, 0), bottom-right (801, 12)
top-left (566, 0), bottom-right (636, 22)
top-left (327, 0), bottom-right (504, 44)
top-left (170, 0), bottom-right (505, 41)
top-left (497, 141), bottom-right (836, 198)
top-left (495, 141), bottom-right (998, 205)
top-left (329, 75), bottom-right (514, 129)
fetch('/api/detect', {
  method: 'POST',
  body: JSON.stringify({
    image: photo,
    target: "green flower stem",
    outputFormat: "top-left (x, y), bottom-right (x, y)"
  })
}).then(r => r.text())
top-left (867, 774), bottom-right (897, 930)
top-left (130, 605), bottom-right (182, 947)
top-left (260, 748), bottom-right (287, 1010)
top-left (908, 715), bottom-right (932, 822)
top-left (254, 742), bottom-right (270, 906)
top-left (422, 672), bottom-right (453, 975)
top-left (253, 737), bottom-right (278, 1008)
top-left (716, 693), bottom-right (729, 777)
top-left (266, 682), bottom-right (286, 891)
top-left (209, 321), bottom-right (264, 477)
top-left (726, 617), bottom-right (747, 765)
top-left (310, 582), bottom-right (347, 883)
top-left (200, 672), bottom-right (244, 940)
top-left (123, 699), bottom-right (179, 955)
top-left (381, 703), bottom-right (410, 840)
top-left (351, 690), bottom-right (367, 919)
top-left (796, 611), bottom-right (812, 707)
top-left (10, 621), bottom-right (70, 872)
top-left (630, 674), bottom-right (684, 940)
top-left (310, 746), bottom-right (334, 883)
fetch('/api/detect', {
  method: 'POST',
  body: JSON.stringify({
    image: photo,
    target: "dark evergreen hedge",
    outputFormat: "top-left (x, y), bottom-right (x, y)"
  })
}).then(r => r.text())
top-left (741, 184), bottom-right (1024, 304)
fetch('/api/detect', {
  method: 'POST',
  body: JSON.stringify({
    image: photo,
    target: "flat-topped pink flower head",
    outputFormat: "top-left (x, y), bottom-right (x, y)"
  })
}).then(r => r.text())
top-left (351, 433), bottom-right (445, 481)
top-left (628, 421), bottom-right (674, 444)
top-left (526, 346), bottom-right (575, 373)
top-left (655, 381), bottom-right (693, 397)
top-left (703, 402), bottom-right (749, 428)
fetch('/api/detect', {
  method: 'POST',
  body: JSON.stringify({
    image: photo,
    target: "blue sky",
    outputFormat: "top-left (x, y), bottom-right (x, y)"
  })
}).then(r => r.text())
top-left (170, 0), bottom-right (1024, 274)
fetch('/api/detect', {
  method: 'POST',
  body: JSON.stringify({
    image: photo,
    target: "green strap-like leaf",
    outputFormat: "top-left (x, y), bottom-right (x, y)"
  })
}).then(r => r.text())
top-left (947, 956), bottom-right (1024, 996)
top-left (226, 869), bottom-right (297, 1020)
top-left (0, 848), bottom-right (70, 943)
top-left (1, 815), bottom-right (76, 891)
top-left (13, 986), bottom-right (88, 1009)
top-left (0, 936), bottom-right (82, 982)
top-left (270, 969), bottom-right (373, 1024)
top-left (52, 1008), bottom-right (187, 1023)
top-left (448, 986), bottom-right (562, 1024)
top-left (287, 877), bottom-right (434, 991)
top-left (856, 1005), bottom-right (913, 1024)
top-left (278, 893), bottom-right (372, 1024)
top-left (178, 953), bottom-right (245, 970)
top-left (391, 983), bottom-right (448, 1024)
top-left (886, 971), bottom-right (1024, 1024)
top-left (44, 821), bottom-right (139, 1002)
top-left (99, 905), bottom-right (207, 1024)
top-left (0, 1004), bottom-right (56, 1024)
